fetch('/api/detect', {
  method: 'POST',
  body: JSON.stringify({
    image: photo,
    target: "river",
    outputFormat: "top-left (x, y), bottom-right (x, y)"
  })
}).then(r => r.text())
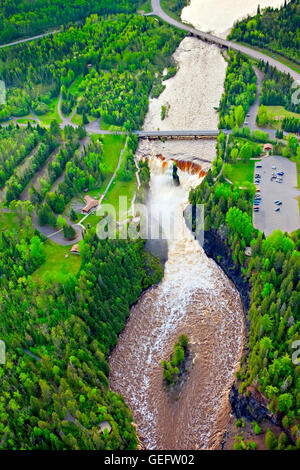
top-left (109, 0), bottom-right (281, 450)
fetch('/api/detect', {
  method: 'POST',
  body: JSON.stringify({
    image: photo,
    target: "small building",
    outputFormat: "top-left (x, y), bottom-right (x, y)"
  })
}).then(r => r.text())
top-left (99, 421), bottom-right (112, 434)
top-left (245, 246), bottom-right (252, 257)
top-left (70, 244), bottom-right (80, 255)
top-left (82, 195), bottom-right (98, 214)
top-left (263, 143), bottom-right (273, 154)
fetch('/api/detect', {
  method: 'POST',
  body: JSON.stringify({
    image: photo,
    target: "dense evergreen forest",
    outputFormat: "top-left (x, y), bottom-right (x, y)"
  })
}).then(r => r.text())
top-left (0, 14), bottom-right (183, 129)
top-left (0, 0), bottom-right (144, 44)
top-left (219, 51), bottom-right (257, 129)
top-left (0, 3), bottom-right (171, 450)
top-left (0, 216), bottom-right (162, 449)
top-left (189, 44), bottom-right (300, 448)
top-left (257, 61), bottom-right (300, 114)
top-left (229, 0), bottom-right (300, 63)
top-left (190, 174), bottom-right (300, 449)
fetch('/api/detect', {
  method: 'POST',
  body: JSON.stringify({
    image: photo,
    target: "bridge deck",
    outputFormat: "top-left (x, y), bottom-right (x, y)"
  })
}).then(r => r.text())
top-left (134, 130), bottom-right (223, 138)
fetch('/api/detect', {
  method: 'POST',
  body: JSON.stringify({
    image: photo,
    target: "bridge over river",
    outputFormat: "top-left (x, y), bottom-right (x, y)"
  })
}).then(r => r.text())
top-left (133, 130), bottom-right (225, 139)
top-left (150, 0), bottom-right (300, 83)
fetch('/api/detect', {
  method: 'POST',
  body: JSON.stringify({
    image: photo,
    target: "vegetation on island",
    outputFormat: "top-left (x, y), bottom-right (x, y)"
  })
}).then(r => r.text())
top-left (161, 334), bottom-right (189, 386)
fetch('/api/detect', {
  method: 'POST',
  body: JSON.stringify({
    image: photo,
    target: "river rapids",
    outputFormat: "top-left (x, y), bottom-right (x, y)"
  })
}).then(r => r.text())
top-left (109, 0), bottom-right (281, 450)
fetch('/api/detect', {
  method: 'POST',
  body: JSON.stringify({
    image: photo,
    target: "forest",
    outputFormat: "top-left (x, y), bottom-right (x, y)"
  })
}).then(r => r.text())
top-left (0, 14), bottom-right (184, 130)
top-left (0, 213), bottom-right (162, 449)
top-left (218, 51), bottom-right (257, 129)
top-left (189, 170), bottom-right (300, 449)
top-left (229, 0), bottom-right (300, 63)
top-left (257, 61), bottom-right (300, 114)
top-left (0, 5), bottom-right (172, 450)
top-left (0, 0), bottom-right (144, 44)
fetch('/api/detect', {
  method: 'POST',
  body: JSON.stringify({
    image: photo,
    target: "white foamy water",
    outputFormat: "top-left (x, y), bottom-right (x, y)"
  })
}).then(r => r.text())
top-left (108, 0), bottom-right (271, 450)
top-left (182, 0), bottom-right (285, 38)
top-left (143, 37), bottom-right (226, 131)
top-left (109, 158), bottom-right (244, 449)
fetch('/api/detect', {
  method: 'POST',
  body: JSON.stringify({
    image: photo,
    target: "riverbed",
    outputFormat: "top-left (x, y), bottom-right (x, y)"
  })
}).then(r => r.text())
top-left (109, 0), bottom-right (282, 450)
top-left (182, 0), bottom-right (285, 39)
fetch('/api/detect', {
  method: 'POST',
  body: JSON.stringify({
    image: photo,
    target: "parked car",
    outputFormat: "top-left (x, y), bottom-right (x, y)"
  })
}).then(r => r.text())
top-left (277, 171), bottom-right (284, 176)
top-left (275, 208), bottom-right (280, 212)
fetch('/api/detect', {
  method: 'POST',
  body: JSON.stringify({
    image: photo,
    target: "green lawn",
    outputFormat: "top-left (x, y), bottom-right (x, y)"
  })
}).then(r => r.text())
top-left (102, 179), bottom-right (137, 218)
top-left (71, 112), bottom-right (83, 126)
top-left (38, 96), bottom-right (62, 126)
top-left (31, 239), bottom-right (82, 284)
top-left (224, 160), bottom-right (255, 186)
top-left (138, 0), bottom-right (152, 13)
top-left (68, 75), bottom-right (84, 95)
top-left (92, 134), bottom-right (127, 172)
top-left (100, 119), bottom-right (125, 132)
top-left (267, 106), bottom-right (300, 121)
top-left (82, 135), bottom-right (137, 227)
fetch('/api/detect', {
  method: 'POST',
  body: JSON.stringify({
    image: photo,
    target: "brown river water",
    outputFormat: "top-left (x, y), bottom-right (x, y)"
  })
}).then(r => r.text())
top-left (109, 0), bottom-right (281, 450)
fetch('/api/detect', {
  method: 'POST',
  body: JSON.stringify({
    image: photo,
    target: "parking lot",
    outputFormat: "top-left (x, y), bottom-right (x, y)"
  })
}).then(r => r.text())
top-left (253, 155), bottom-right (300, 236)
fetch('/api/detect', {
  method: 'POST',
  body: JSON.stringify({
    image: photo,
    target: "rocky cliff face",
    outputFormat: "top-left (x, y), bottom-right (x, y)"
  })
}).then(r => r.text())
top-left (229, 384), bottom-right (278, 424)
top-left (202, 227), bottom-right (250, 324)
top-left (201, 228), bottom-right (281, 427)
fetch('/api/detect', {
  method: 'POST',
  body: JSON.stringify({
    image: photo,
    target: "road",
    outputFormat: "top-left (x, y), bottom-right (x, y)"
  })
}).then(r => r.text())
top-left (150, 0), bottom-right (300, 82)
top-left (57, 92), bottom-right (77, 129)
top-left (0, 30), bottom-right (60, 49)
top-left (241, 67), bottom-right (278, 139)
top-left (0, 1), bottom-right (298, 83)
top-left (253, 156), bottom-right (300, 236)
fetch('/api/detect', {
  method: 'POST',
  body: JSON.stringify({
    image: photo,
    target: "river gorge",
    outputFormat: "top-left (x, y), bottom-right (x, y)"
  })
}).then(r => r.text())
top-left (109, 0), bottom-right (283, 450)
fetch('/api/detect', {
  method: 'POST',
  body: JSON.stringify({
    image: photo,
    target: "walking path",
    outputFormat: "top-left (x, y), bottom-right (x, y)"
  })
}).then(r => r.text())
top-left (78, 137), bottom-right (129, 225)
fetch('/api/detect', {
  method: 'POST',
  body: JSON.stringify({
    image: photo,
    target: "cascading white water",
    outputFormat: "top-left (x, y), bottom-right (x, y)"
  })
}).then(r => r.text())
top-left (109, 155), bottom-right (245, 449)
top-left (108, 0), bottom-right (275, 449)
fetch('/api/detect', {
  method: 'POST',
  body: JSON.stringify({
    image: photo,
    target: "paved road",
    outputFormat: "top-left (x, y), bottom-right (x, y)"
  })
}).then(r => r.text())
top-left (57, 92), bottom-right (78, 129)
top-left (243, 67), bottom-right (264, 132)
top-left (253, 156), bottom-right (300, 236)
top-left (0, 30), bottom-right (60, 49)
top-left (151, 0), bottom-right (300, 82)
top-left (0, 0), bottom-right (298, 83)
